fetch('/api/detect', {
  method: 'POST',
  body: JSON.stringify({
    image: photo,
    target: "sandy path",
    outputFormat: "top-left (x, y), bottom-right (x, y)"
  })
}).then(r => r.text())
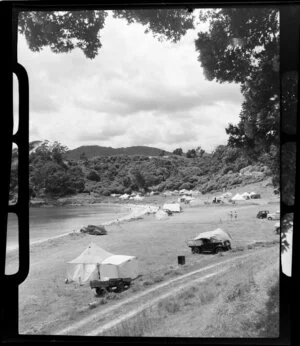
top-left (52, 247), bottom-right (275, 336)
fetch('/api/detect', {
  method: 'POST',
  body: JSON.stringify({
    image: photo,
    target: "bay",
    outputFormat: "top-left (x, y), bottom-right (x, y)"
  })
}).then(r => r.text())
top-left (6, 204), bottom-right (129, 251)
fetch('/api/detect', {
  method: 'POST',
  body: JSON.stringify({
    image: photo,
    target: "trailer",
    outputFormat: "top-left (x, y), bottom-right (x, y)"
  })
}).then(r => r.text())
top-left (90, 277), bottom-right (132, 296)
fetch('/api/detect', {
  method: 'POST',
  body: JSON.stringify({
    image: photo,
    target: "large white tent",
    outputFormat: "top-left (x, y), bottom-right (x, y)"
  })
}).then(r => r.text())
top-left (67, 243), bottom-right (113, 284)
top-left (66, 243), bottom-right (138, 284)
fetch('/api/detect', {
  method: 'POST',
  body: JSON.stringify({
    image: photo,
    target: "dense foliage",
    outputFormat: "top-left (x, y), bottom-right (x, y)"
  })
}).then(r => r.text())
top-left (28, 141), bottom-right (85, 197)
top-left (9, 141), bottom-right (270, 201)
top-left (195, 8), bottom-right (280, 185)
top-left (18, 9), bottom-right (194, 59)
top-left (15, 9), bottom-right (280, 199)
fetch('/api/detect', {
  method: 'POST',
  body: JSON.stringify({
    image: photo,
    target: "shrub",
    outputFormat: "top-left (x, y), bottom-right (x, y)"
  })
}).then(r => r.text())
top-left (179, 182), bottom-right (193, 190)
top-left (87, 170), bottom-right (100, 182)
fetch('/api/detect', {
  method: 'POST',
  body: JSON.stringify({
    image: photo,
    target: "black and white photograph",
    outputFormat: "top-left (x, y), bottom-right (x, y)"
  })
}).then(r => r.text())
top-left (4, 4), bottom-right (294, 339)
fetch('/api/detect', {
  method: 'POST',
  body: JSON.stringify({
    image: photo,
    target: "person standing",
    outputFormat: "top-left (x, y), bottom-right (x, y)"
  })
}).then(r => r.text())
top-left (230, 211), bottom-right (233, 221)
top-left (234, 211), bottom-right (237, 220)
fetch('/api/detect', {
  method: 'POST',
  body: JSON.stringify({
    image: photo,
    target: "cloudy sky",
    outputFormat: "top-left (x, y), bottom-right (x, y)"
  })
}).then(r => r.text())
top-left (15, 10), bottom-right (244, 153)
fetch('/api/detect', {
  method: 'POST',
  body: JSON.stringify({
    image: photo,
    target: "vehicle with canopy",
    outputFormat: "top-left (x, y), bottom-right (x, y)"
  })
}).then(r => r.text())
top-left (187, 228), bottom-right (232, 254)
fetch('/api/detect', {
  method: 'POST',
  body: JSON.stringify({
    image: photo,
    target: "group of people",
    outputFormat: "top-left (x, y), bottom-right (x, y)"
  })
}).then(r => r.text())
top-left (229, 211), bottom-right (238, 220)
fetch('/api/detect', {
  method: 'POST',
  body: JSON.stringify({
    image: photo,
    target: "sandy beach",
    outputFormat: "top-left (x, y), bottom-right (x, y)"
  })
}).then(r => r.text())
top-left (4, 181), bottom-right (280, 335)
top-left (6, 203), bottom-right (159, 254)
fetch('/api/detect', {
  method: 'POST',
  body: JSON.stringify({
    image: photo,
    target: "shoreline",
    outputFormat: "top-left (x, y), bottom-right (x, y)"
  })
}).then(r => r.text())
top-left (6, 203), bottom-right (159, 254)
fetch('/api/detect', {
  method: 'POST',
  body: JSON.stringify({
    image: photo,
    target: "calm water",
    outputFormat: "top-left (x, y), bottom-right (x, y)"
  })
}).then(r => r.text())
top-left (6, 204), bottom-right (129, 251)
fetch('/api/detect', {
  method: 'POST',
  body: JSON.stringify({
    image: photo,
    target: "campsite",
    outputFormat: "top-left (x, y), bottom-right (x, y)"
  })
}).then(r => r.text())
top-left (5, 181), bottom-right (280, 337)
top-left (3, 5), bottom-right (286, 339)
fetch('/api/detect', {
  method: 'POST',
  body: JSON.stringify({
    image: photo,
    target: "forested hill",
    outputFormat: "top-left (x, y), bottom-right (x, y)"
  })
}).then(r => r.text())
top-left (8, 141), bottom-right (275, 201)
top-left (66, 145), bottom-right (169, 160)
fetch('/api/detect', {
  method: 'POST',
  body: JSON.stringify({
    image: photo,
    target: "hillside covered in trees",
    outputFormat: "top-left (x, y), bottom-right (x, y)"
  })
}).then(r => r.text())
top-left (65, 145), bottom-right (170, 160)
top-left (9, 141), bottom-right (273, 202)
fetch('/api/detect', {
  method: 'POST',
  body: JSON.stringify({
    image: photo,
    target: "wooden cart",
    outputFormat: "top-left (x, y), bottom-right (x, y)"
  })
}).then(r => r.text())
top-left (90, 277), bottom-right (132, 296)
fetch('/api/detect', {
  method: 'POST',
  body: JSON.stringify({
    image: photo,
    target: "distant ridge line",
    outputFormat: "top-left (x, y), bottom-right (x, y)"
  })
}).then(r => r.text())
top-left (65, 145), bottom-right (170, 160)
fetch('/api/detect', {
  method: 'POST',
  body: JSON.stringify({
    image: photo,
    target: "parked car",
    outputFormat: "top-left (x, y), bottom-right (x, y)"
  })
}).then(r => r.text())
top-left (187, 228), bottom-right (232, 254)
top-left (267, 211), bottom-right (280, 220)
top-left (251, 193), bottom-right (261, 199)
top-left (256, 210), bottom-right (270, 219)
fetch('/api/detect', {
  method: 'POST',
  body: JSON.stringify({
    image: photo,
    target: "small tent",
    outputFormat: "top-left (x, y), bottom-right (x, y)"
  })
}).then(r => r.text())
top-left (241, 192), bottom-right (251, 199)
top-left (100, 255), bottom-right (139, 280)
top-left (231, 193), bottom-right (246, 201)
top-left (194, 228), bottom-right (232, 241)
top-left (163, 203), bottom-right (182, 213)
top-left (179, 189), bottom-right (192, 196)
top-left (119, 193), bottom-right (130, 200)
top-left (155, 209), bottom-right (169, 220)
top-left (67, 243), bottom-right (114, 284)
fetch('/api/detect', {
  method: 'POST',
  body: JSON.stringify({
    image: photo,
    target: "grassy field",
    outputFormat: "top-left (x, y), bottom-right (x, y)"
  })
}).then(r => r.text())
top-left (104, 247), bottom-right (279, 337)
top-left (4, 182), bottom-right (280, 335)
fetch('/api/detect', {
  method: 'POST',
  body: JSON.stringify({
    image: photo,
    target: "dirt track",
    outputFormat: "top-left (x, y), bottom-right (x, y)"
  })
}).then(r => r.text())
top-left (52, 246), bottom-right (277, 336)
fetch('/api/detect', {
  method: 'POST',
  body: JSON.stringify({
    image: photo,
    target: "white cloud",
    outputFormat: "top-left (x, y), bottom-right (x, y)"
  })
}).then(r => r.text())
top-left (18, 10), bottom-right (243, 153)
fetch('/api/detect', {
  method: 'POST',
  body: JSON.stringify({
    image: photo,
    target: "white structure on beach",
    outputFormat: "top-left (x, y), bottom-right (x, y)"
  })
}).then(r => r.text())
top-left (155, 210), bottom-right (169, 220)
top-left (162, 203), bottom-right (182, 213)
top-left (241, 192), bottom-right (251, 200)
top-left (66, 243), bottom-right (139, 284)
top-left (231, 193), bottom-right (246, 201)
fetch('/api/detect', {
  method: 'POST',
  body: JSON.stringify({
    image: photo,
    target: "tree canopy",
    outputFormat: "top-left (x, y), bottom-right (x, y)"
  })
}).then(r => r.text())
top-left (195, 8), bottom-right (279, 184)
top-left (18, 8), bottom-right (280, 187)
top-left (18, 9), bottom-right (194, 59)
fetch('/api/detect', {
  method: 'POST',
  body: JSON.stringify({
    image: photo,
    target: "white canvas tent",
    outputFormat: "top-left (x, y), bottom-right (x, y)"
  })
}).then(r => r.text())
top-left (155, 209), bottom-right (169, 220)
top-left (67, 243), bottom-right (114, 284)
top-left (194, 228), bottom-right (232, 241)
top-left (162, 203), bottom-right (182, 212)
top-left (231, 193), bottom-right (246, 201)
top-left (241, 192), bottom-right (251, 199)
top-left (66, 243), bottom-right (139, 284)
top-left (101, 255), bottom-right (139, 280)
